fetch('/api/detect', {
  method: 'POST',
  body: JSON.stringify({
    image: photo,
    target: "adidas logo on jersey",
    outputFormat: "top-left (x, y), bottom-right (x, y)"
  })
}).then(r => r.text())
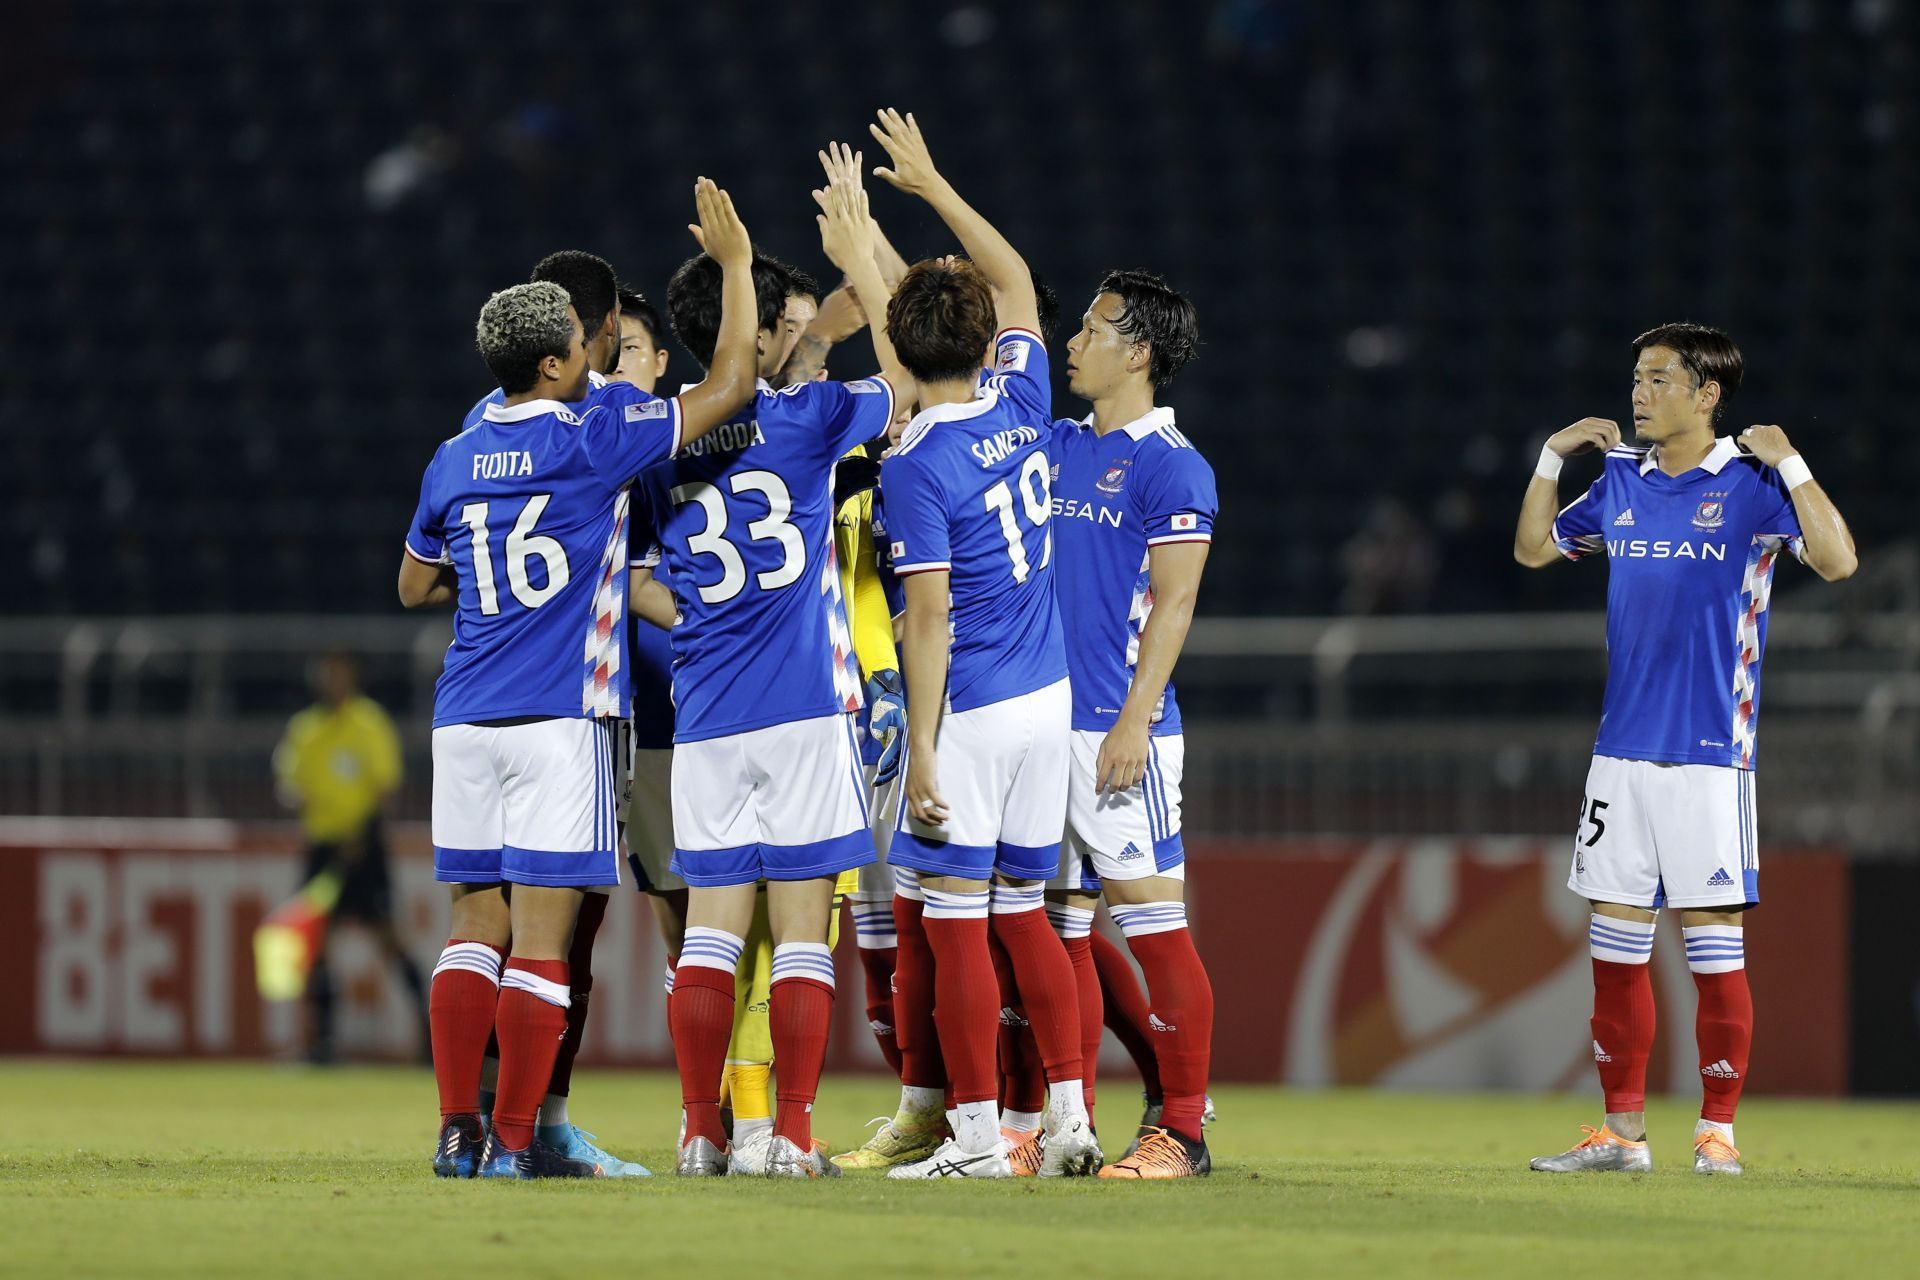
top-left (1706, 867), bottom-right (1735, 887)
top-left (1613, 508), bottom-right (1636, 526)
top-left (1118, 841), bottom-right (1144, 861)
top-left (1592, 1040), bottom-right (1613, 1063)
top-left (1702, 1059), bottom-right (1741, 1079)
top-left (1148, 1013), bottom-right (1178, 1033)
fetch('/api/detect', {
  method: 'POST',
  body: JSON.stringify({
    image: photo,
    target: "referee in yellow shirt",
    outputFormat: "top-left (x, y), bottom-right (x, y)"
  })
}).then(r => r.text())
top-left (273, 651), bottom-right (428, 1063)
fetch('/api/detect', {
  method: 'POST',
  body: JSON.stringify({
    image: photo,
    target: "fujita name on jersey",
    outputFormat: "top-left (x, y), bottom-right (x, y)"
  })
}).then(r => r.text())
top-left (473, 450), bottom-right (537, 480)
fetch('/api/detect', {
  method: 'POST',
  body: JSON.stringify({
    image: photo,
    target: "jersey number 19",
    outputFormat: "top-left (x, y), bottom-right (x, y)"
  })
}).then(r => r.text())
top-left (984, 451), bottom-right (1052, 583)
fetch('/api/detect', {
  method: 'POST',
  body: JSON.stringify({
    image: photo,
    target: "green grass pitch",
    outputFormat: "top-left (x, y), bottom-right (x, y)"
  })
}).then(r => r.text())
top-left (1, 1062), bottom-right (1915, 1279)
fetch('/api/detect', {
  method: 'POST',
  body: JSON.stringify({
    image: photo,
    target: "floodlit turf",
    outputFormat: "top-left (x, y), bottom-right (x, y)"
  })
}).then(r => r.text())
top-left (0, 1063), bottom-right (1915, 1279)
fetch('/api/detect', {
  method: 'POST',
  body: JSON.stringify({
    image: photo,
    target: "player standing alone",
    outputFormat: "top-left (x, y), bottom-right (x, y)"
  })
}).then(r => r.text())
top-left (1515, 323), bottom-right (1856, 1176)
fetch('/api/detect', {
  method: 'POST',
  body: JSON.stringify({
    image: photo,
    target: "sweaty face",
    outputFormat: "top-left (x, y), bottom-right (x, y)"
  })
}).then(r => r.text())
top-left (1065, 292), bottom-right (1143, 400)
top-left (611, 315), bottom-right (667, 393)
top-left (551, 309), bottom-right (592, 401)
top-left (770, 293), bottom-right (817, 378)
top-left (1630, 345), bottom-right (1715, 444)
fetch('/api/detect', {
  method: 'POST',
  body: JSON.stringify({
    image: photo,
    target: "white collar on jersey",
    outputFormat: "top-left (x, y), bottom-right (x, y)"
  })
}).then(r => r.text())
top-left (588, 369), bottom-right (608, 390)
top-left (1639, 435), bottom-right (1740, 476)
top-left (908, 386), bottom-right (1001, 430)
top-left (1079, 405), bottom-right (1177, 441)
top-left (483, 398), bottom-right (571, 423)
top-left (678, 377), bottom-right (774, 395)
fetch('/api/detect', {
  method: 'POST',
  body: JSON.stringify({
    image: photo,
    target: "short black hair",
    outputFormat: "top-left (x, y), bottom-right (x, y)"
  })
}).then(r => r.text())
top-left (1631, 322), bottom-right (1743, 421)
top-left (617, 287), bottom-right (667, 349)
top-left (1098, 269), bottom-right (1199, 387)
top-left (770, 255), bottom-right (820, 303)
top-left (530, 250), bottom-right (619, 338)
top-left (665, 251), bottom-right (792, 370)
top-left (1030, 268), bottom-right (1061, 345)
top-left (887, 258), bottom-right (997, 384)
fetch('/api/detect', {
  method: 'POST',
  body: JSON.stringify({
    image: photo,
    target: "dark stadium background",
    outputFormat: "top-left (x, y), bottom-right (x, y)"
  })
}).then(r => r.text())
top-left (1, 2), bottom-right (1914, 1093)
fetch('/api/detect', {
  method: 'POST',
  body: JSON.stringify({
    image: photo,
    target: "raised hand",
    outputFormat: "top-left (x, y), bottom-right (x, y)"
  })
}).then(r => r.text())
top-left (1738, 424), bottom-right (1796, 467)
top-left (814, 149), bottom-right (876, 273)
top-left (689, 176), bottom-right (751, 270)
top-left (817, 139), bottom-right (864, 192)
top-left (868, 108), bottom-right (945, 197)
top-left (1546, 417), bottom-right (1622, 458)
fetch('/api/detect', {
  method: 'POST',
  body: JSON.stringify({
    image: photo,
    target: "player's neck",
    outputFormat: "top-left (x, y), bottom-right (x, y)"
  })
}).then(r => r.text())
top-left (502, 386), bottom-right (556, 408)
top-left (918, 376), bottom-right (978, 410)
top-left (1089, 384), bottom-right (1157, 436)
top-left (1652, 425), bottom-right (1716, 476)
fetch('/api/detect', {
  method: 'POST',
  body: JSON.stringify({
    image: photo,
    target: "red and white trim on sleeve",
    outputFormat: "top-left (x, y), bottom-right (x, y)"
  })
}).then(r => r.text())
top-left (892, 561), bottom-right (952, 577)
top-left (403, 540), bottom-right (446, 566)
top-left (1146, 534), bottom-right (1212, 547)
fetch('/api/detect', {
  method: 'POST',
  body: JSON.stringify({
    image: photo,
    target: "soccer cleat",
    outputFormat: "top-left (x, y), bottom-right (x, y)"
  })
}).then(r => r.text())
top-left (1123, 1096), bottom-right (1165, 1159)
top-left (765, 1135), bottom-right (844, 1179)
top-left (728, 1127), bottom-right (775, 1176)
top-left (1529, 1125), bottom-right (1652, 1173)
top-left (1004, 1127), bottom-right (1044, 1178)
top-left (832, 1110), bottom-right (946, 1170)
top-left (887, 1136), bottom-right (1015, 1180)
top-left (1099, 1126), bottom-right (1209, 1179)
top-left (538, 1124), bottom-right (652, 1177)
top-left (1039, 1107), bottom-right (1103, 1178)
top-left (433, 1114), bottom-right (485, 1178)
top-left (674, 1135), bottom-right (730, 1177)
top-left (1693, 1129), bottom-right (1743, 1177)
top-left (475, 1129), bottom-right (604, 1179)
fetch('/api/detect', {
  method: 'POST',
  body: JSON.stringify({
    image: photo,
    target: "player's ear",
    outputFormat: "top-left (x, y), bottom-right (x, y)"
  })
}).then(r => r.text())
top-left (1698, 379), bottom-right (1721, 415)
top-left (656, 348), bottom-right (670, 378)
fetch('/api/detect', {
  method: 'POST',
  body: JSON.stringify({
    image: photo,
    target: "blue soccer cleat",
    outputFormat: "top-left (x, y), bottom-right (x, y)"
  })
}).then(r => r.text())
top-left (433, 1114), bottom-right (485, 1178)
top-left (476, 1128), bottom-right (605, 1179)
top-left (537, 1124), bottom-right (653, 1177)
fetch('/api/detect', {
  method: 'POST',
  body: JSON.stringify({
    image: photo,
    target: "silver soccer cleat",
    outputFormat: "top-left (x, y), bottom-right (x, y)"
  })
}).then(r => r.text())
top-left (1529, 1125), bottom-right (1652, 1173)
top-left (886, 1136), bottom-right (1014, 1180)
top-left (1693, 1131), bottom-right (1743, 1176)
top-left (1038, 1106), bottom-right (1103, 1177)
top-left (727, 1127), bottom-right (774, 1176)
top-left (674, 1135), bottom-right (729, 1177)
top-left (764, 1135), bottom-right (842, 1179)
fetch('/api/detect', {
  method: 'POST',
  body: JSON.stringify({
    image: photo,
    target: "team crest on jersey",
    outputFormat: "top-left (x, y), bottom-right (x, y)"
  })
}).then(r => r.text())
top-left (1096, 461), bottom-right (1130, 494)
top-left (1692, 500), bottom-right (1726, 531)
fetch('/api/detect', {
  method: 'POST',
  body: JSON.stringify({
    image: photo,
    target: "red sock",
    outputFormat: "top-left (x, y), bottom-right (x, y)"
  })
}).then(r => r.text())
top-left (991, 906), bottom-right (1082, 1085)
top-left (770, 976), bottom-right (835, 1148)
top-left (491, 958), bottom-right (570, 1150)
top-left (891, 896), bottom-right (946, 1091)
top-left (857, 944), bottom-right (903, 1076)
top-left (922, 914), bottom-right (999, 1104)
top-left (1059, 934), bottom-right (1102, 1116)
top-left (1092, 930), bottom-right (1160, 1103)
top-left (545, 892), bottom-right (607, 1101)
top-left (429, 939), bottom-right (504, 1120)
top-left (1590, 958), bottom-right (1656, 1113)
top-left (990, 934), bottom-right (1046, 1115)
top-left (668, 963), bottom-right (736, 1147)
top-left (1693, 969), bottom-right (1753, 1123)
top-left (1125, 927), bottom-right (1213, 1141)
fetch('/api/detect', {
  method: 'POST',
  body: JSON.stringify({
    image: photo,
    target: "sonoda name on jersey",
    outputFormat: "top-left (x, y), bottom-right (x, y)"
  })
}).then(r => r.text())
top-left (678, 419), bottom-right (767, 459)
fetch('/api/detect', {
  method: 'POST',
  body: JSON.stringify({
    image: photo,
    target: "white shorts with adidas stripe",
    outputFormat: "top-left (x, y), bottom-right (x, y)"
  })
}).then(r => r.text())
top-left (1570, 754), bottom-right (1757, 910)
top-left (1051, 729), bottom-right (1187, 892)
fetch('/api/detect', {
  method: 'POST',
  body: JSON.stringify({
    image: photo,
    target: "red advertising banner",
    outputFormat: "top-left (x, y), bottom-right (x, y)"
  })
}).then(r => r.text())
top-left (0, 822), bottom-right (1850, 1094)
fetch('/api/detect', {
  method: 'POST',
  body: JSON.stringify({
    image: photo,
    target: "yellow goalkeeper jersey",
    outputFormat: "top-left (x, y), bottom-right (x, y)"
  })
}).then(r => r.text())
top-left (834, 442), bottom-right (899, 685)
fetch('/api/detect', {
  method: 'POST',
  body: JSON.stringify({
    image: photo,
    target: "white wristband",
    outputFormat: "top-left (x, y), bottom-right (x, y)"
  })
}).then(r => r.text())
top-left (1534, 444), bottom-right (1564, 481)
top-left (1776, 454), bottom-right (1813, 491)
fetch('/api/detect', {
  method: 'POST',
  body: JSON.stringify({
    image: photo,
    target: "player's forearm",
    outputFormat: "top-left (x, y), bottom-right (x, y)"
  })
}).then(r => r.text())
top-left (682, 260), bottom-right (760, 442)
top-left (841, 258), bottom-right (905, 386)
top-left (1117, 581), bottom-right (1198, 728)
top-left (630, 578), bottom-right (679, 631)
top-left (918, 179), bottom-right (1032, 314)
top-left (871, 219), bottom-right (909, 291)
top-left (900, 601), bottom-right (948, 750)
top-left (1513, 475), bottom-right (1565, 568)
top-left (397, 558), bottom-right (456, 608)
top-left (1788, 481), bottom-right (1858, 581)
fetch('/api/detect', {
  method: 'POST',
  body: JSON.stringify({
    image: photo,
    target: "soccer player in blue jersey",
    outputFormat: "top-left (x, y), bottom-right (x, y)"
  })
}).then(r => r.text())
top-left (401, 179), bottom-right (763, 1180)
top-left (1515, 323), bottom-right (1856, 1177)
top-left (868, 109), bottom-right (1098, 1180)
top-left (1041, 269), bottom-right (1219, 1179)
top-left (630, 169), bottom-right (906, 1179)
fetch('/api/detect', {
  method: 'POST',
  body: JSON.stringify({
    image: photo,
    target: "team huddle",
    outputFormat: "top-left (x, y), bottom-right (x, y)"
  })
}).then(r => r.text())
top-left (401, 113), bottom-right (1218, 1180)
top-left (400, 110), bottom-right (1857, 1184)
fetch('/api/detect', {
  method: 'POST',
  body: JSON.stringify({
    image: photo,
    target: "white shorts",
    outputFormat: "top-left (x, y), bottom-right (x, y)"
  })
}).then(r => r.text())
top-left (1053, 730), bottom-right (1188, 891)
top-left (669, 713), bottom-right (877, 888)
top-left (1570, 754), bottom-right (1758, 910)
top-left (852, 765), bottom-right (902, 901)
top-left (891, 678), bottom-right (1069, 883)
top-left (625, 747), bottom-right (683, 893)
top-left (432, 717), bottom-right (622, 888)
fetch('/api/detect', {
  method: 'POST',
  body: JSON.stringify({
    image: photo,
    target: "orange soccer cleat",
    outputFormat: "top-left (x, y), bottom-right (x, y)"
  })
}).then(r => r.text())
top-left (1097, 1127), bottom-right (1210, 1179)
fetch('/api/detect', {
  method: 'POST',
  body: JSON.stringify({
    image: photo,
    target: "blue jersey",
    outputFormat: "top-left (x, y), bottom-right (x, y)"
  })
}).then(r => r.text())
top-left (1553, 437), bottom-right (1806, 769)
top-left (626, 543), bottom-right (676, 750)
top-left (882, 328), bottom-right (1067, 712)
top-left (405, 381), bottom-right (683, 727)
top-left (1050, 408), bottom-right (1217, 734)
top-left (631, 377), bottom-right (898, 743)
top-left (462, 369), bottom-right (609, 430)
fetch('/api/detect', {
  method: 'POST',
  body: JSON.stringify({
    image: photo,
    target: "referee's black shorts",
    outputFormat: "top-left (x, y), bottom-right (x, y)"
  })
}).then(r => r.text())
top-left (303, 820), bottom-right (393, 923)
